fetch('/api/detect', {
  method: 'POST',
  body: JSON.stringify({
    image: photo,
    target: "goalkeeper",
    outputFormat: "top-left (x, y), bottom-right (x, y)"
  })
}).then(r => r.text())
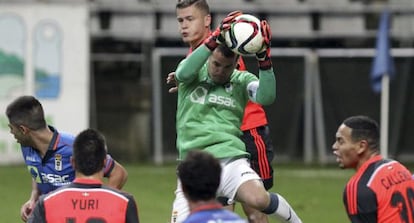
top-left (170, 3), bottom-right (276, 222)
top-left (170, 12), bottom-right (302, 223)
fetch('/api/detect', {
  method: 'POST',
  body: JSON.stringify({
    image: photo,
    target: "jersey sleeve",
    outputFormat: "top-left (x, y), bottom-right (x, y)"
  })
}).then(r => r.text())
top-left (246, 68), bottom-right (276, 105)
top-left (103, 154), bottom-right (115, 178)
top-left (175, 45), bottom-right (211, 83)
top-left (343, 183), bottom-right (378, 222)
top-left (27, 197), bottom-right (46, 223)
top-left (125, 194), bottom-right (140, 223)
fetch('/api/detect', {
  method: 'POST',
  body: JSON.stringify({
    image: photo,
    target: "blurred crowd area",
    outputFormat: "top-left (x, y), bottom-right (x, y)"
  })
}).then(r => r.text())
top-left (84, 0), bottom-right (414, 83)
top-left (7, 0), bottom-right (413, 49)
top-left (84, 0), bottom-right (414, 49)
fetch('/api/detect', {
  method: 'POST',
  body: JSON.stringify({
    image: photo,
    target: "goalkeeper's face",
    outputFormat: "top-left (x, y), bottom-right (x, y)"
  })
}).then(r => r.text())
top-left (208, 49), bottom-right (237, 85)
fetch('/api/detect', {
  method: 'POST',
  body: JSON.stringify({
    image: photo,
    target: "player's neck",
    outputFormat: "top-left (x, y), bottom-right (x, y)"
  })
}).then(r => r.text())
top-left (356, 151), bottom-right (380, 171)
top-left (190, 31), bottom-right (211, 50)
top-left (189, 199), bottom-right (222, 213)
top-left (190, 40), bottom-right (203, 51)
top-left (31, 127), bottom-right (54, 157)
top-left (75, 172), bottom-right (104, 181)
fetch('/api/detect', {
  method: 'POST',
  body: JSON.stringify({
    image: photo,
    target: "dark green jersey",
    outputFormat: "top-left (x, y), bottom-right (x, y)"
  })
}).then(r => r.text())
top-left (175, 45), bottom-right (276, 160)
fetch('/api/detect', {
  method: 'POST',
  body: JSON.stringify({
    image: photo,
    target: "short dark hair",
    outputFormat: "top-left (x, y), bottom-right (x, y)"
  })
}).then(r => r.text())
top-left (343, 115), bottom-right (379, 150)
top-left (5, 95), bottom-right (47, 130)
top-left (73, 129), bottom-right (107, 176)
top-left (176, 0), bottom-right (210, 14)
top-left (177, 150), bottom-right (221, 202)
top-left (218, 44), bottom-right (234, 57)
top-left (216, 44), bottom-right (240, 65)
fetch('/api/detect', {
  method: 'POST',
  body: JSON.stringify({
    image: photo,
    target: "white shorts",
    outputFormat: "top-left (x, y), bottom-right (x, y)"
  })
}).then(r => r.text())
top-left (170, 157), bottom-right (261, 223)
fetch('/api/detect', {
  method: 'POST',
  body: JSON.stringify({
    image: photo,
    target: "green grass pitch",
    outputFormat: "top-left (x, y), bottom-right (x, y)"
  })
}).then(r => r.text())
top-left (0, 163), bottom-right (354, 222)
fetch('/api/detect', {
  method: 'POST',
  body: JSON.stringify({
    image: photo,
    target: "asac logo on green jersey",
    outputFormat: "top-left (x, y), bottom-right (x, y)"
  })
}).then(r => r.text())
top-left (190, 86), bottom-right (236, 107)
top-left (208, 95), bottom-right (236, 107)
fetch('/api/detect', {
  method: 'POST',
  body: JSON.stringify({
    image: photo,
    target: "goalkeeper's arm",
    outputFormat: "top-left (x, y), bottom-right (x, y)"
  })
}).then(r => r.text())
top-left (250, 19), bottom-right (275, 105)
top-left (247, 68), bottom-right (276, 106)
top-left (175, 45), bottom-right (211, 83)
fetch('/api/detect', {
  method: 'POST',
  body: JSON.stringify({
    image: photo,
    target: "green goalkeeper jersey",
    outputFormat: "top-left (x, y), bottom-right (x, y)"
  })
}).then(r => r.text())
top-left (175, 45), bottom-right (276, 160)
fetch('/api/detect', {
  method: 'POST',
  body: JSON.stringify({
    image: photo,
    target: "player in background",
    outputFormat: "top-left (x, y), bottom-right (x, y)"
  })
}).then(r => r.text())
top-left (170, 12), bottom-right (302, 223)
top-left (178, 150), bottom-right (247, 223)
top-left (332, 115), bottom-right (414, 223)
top-left (167, 1), bottom-right (275, 222)
top-left (28, 128), bottom-right (139, 223)
top-left (5, 95), bottom-right (128, 222)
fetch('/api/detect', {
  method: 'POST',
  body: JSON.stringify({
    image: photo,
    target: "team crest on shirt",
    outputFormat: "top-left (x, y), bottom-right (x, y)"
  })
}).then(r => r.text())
top-left (224, 82), bottom-right (233, 92)
top-left (55, 154), bottom-right (62, 171)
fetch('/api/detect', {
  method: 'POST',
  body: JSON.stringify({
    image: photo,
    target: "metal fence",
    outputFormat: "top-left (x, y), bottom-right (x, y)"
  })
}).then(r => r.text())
top-left (151, 47), bottom-right (414, 164)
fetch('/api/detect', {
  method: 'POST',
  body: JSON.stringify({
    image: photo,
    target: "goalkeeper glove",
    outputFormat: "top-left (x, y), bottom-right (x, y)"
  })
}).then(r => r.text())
top-left (204, 10), bottom-right (243, 51)
top-left (256, 20), bottom-right (272, 70)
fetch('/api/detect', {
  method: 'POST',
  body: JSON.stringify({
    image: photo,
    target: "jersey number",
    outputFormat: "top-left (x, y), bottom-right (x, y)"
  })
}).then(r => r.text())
top-left (391, 187), bottom-right (414, 223)
top-left (66, 218), bottom-right (106, 223)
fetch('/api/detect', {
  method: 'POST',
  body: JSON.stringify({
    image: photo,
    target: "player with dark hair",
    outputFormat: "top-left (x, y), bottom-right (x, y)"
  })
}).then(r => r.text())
top-left (5, 95), bottom-right (128, 222)
top-left (178, 150), bottom-right (246, 223)
top-left (333, 115), bottom-right (414, 222)
top-left (170, 12), bottom-right (302, 223)
top-left (168, 1), bottom-right (275, 222)
top-left (28, 128), bottom-right (139, 223)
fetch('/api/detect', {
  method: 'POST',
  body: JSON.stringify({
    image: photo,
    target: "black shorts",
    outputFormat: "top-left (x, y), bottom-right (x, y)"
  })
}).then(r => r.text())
top-left (241, 125), bottom-right (274, 190)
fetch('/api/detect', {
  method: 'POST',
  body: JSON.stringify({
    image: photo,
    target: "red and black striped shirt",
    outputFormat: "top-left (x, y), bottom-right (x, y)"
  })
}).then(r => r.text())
top-left (28, 178), bottom-right (139, 223)
top-left (344, 155), bottom-right (414, 223)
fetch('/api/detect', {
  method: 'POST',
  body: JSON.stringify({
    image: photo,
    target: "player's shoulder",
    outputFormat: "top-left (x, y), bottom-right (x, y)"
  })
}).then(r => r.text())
top-left (58, 131), bottom-right (75, 142)
top-left (184, 209), bottom-right (246, 223)
top-left (351, 158), bottom-right (413, 190)
top-left (230, 69), bottom-right (257, 83)
top-left (21, 145), bottom-right (38, 155)
top-left (55, 130), bottom-right (75, 151)
top-left (371, 159), bottom-right (412, 181)
top-left (40, 183), bottom-right (73, 200)
top-left (101, 185), bottom-right (136, 200)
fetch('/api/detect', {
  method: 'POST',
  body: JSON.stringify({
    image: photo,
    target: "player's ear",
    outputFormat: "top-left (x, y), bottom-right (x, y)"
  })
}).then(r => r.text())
top-left (205, 14), bottom-right (211, 28)
top-left (18, 125), bottom-right (29, 134)
top-left (356, 140), bottom-right (369, 154)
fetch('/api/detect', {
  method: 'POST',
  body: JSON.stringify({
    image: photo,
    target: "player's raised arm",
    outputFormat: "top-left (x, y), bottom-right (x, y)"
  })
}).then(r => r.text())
top-left (103, 154), bottom-right (128, 189)
top-left (107, 160), bottom-right (128, 189)
top-left (175, 45), bottom-right (211, 83)
top-left (252, 20), bottom-right (276, 106)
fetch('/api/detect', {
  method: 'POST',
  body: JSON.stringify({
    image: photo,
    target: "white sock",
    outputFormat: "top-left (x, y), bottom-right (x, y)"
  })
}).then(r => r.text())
top-left (265, 193), bottom-right (302, 223)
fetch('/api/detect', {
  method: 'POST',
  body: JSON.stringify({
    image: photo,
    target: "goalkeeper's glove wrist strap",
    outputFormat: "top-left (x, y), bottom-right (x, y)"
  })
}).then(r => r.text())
top-left (204, 37), bottom-right (218, 51)
top-left (258, 59), bottom-right (272, 70)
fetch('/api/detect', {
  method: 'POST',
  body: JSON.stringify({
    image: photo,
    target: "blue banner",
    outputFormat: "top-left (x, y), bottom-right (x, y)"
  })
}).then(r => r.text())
top-left (370, 10), bottom-right (395, 93)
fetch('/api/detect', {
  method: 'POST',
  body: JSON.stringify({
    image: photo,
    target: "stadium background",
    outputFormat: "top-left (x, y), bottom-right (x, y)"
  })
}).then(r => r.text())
top-left (91, 0), bottom-right (414, 164)
top-left (0, 0), bottom-right (413, 222)
top-left (0, 0), bottom-right (414, 164)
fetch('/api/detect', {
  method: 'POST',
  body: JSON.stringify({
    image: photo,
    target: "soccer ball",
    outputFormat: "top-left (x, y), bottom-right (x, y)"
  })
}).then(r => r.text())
top-left (223, 14), bottom-right (265, 56)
